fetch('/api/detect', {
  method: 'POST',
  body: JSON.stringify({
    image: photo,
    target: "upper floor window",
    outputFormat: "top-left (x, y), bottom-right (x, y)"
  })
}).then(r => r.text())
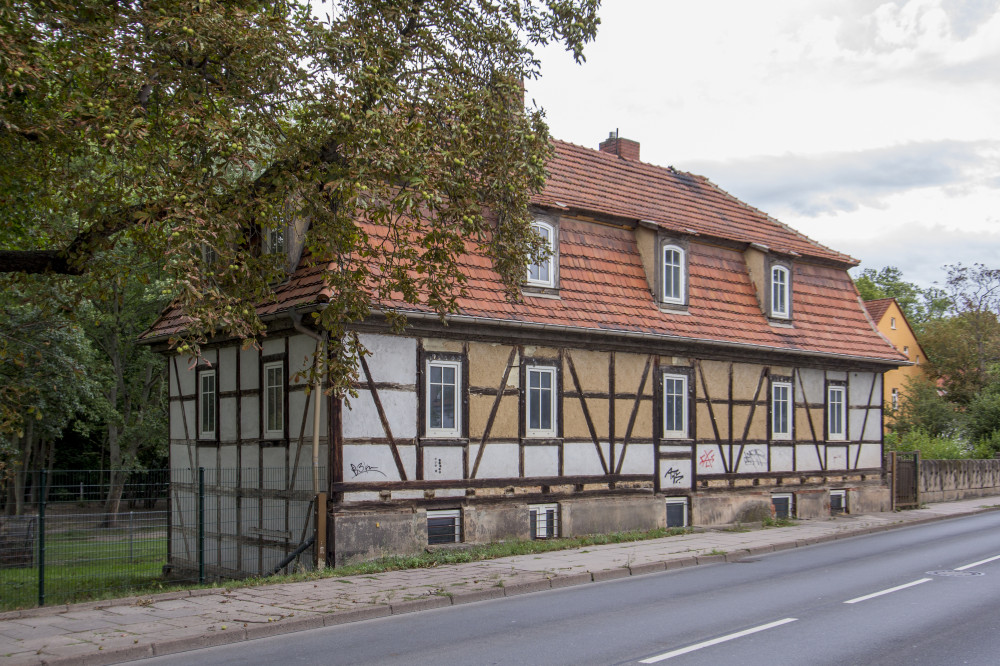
top-left (770, 265), bottom-right (790, 319)
top-left (426, 359), bottom-right (461, 437)
top-left (263, 360), bottom-right (284, 439)
top-left (265, 226), bottom-right (285, 255)
top-left (526, 365), bottom-right (557, 437)
top-left (771, 381), bottom-right (792, 440)
top-left (890, 317), bottom-right (897, 330)
top-left (662, 245), bottom-right (686, 304)
top-left (526, 221), bottom-right (555, 288)
top-left (198, 369), bottom-right (216, 439)
top-left (903, 346), bottom-right (909, 357)
top-left (891, 388), bottom-right (899, 411)
top-left (663, 373), bottom-right (689, 438)
top-left (827, 384), bottom-right (846, 441)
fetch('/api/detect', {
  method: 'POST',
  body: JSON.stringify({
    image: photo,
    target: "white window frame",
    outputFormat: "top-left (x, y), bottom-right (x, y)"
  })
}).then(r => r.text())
top-left (891, 388), bottom-right (899, 411)
top-left (427, 509), bottom-right (462, 544)
top-left (771, 381), bottom-right (792, 441)
top-left (265, 226), bottom-right (285, 256)
top-left (770, 265), bottom-right (790, 319)
top-left (890, 317), bottom-right (896, 329)
top-left (663, 374), bottom-right (689, 439)
top-left (830, 489), bottom-right (847, 515)
top-left (525, 365), bottom-right (557, 437)
top-left (263, 360), bottom-right (284, 439)
top-left (426, 359), bottom-right (462, 438)
top-left (665, 497), bottom-right (689, 528)
top-left (772, 493), bottom-right (794, 519)
top-left (827, 385), bottom-right (846, 441)
top-left (529, 503), bottom-right (559, 540)
top-left (198, 369), bottom-right (216, 439)
top-left (526, 221), bottom-right (555, 288)
top-left (661, 244), bottom-right (685, 305)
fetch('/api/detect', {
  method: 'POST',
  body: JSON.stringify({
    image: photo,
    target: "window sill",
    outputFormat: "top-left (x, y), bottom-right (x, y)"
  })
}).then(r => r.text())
top-left (522, 287), bottom-right (560, 299)
top-left (521, 437), bottom-right (562, 445)
top-left (768, 319), bottom-right (794, 328)
top-left (419, 437), bottom-right (469, 446)
top-left (659, 303), bottom-right (690, 315)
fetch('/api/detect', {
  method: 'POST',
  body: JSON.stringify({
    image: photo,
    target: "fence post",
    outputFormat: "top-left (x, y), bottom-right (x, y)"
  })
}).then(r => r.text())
top-left (315, 492), bottom-right (327, 570)
top-left (198, 467), bottom-right (205, 584)
top-left (37, 469), bottom-right (46, 607)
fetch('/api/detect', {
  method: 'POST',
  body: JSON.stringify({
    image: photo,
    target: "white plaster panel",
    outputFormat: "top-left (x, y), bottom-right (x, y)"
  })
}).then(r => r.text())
top-left (562, 442), bottom-right (606, 476)
top-left (262, 337), bottom-right (285, 356)
top-left (342, 390), bottom-right (416, 439)
top-left (343, 444), bottom-right (402, 481)
top-left (239, 348), bottom-right (259, 390)
top-left (826, 370), bottom-right (847, 382)
top-left (262, 448), bottom-right (287, 485)
top-left (241, 460), bottom-right (261, 487)
top-left (261, 498), bottom-right (287, 532)
top-left (175, 356), bottom-right (197, 396)
top-left (797, 369), bottom-right (825, 405)
top-left (471, 443), bottom-right (520, 478)
top-left (849, 373), bottom-right (877, 405)
top-left (660, 458), bottom-right (691, 489)
top-left (201, 348), bottom-right (218, 367)
top-left (436, 488), bottom-right (466, 498)
top-left (863, 411), bottom-right (883, 441)
top-left (170, 400), bottom-right (197, 440)
top-left (618, 443), bottom-right (653, 474)
top-left (344, 492), bottom-right (381, 502)
top-left (393, 490), bottom-right (425, 500)
top-left (770, 446), bottom-right (794, 472)
top-left (400, 445), bottom-right (417, 480)
top-left (241, 396), bottom-right (259, 439)
top-left (220, 397), bottom-right (238, 442)
top-left (524, 446), bottom-right (559, 477)
top-left (848, 408), bottom-right (868, 441)
top-left (241, 500), bottom-right (259, 529)
top-left (695, 444), bottom-right (726, 474)
top-left (827, 445), bottom-right (848, 471)
top-left (170, 443), bottom-right (194, 468)
top-left (659, 445), bottom-right (693, 455)
top-left (857, 444), bottom-right (883, 469)
top-left (796, 444), bottom-right (823, 471)
top-left (423, 446), bottom-right (464, 480)
top-left (357, 333), bottom-right (417, 385)
top-left (289, 334), bottom-right (318, 379)
top-left (218, 347), bottom-right (238, 392)
top-left (737, 444), bottom-right (769, 473)
top-left (219, 445), bottom-right (239, 468)
top-left (289, 390), bottom-right (310, 439)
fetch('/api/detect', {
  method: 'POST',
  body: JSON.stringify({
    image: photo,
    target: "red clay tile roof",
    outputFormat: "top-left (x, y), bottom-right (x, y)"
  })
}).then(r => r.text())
top-left (537, 140), bottom-right (855, 265)
top-left (143, 139), bottom-right (903, 364)
top-left (863, 298), bottom-right (894, 325)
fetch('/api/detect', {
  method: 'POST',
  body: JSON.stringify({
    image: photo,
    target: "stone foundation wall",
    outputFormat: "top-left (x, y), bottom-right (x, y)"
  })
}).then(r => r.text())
top-left (920, 459), bottom-right (1000, 502)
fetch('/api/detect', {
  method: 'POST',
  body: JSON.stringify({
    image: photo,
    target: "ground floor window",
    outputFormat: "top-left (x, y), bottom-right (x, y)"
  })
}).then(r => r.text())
top-left (529, 503), bottom-right (559, 539)
top-left (830, 490), bottom-right (847, 515)
top-left (665, 497), bottom-right (688, 527)
top-left (771, 493), bottom-right (794, 519)
top-left (427, 509), bottom-right (462, 544)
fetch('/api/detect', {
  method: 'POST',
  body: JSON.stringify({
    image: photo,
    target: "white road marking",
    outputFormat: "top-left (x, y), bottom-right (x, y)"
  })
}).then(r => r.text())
top-left (843, 578), bottom-right (932, 604)
top-left (955, 554), bottom-right (1000, 571)
top-left (638, 618), bottom-right (798, 663)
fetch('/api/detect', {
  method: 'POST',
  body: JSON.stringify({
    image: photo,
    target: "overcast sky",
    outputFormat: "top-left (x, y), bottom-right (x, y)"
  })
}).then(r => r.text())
top-left (525, 0), bottom-right (1000, 288)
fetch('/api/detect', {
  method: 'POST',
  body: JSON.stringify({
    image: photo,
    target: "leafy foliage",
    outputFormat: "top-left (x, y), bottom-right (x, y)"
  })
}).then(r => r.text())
top-left (1, 0), bottom-right (602, 399)
top-left (853, 266), bottom-right (948, 328)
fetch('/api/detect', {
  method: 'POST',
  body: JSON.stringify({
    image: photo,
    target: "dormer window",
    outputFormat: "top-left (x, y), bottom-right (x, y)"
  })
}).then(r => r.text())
top-left (662, 245), bottom-right (686, 304)
top-left (770, 264), bottom-right (790, 319)
top-left (265, 226), bottom-right (285, 255)
top-left (526, 219), bottom-right (557, 289)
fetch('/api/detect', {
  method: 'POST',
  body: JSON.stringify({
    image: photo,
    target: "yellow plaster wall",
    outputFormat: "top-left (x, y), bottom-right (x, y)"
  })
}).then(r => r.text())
top-left (695, 361), bottom-right (728, 399)
top-left (470, 394), bottom-right (518, 439)
top-left (468, 342), bottom-right (517, 389)
top-left (421, 338), bottom-right (464, 353)
top-left (614, 353), bottom-right (652, 396)
top-left (564, 350), bottom-right (609, 393)
top-left (614, 399), bottom-right (653, 439)
top-left (562, 399), bottom-right (592, 439)
top-left (732, 364), bottom-right (765, 400)
top-left (874, 302), bottom-right (928, 420)
top-left (696, 402), bottom-right (727, 441)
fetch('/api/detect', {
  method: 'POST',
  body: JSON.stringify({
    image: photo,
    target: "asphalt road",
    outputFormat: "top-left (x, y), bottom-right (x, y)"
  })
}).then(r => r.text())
top-left (143, 511), bottom-right (1000, 665)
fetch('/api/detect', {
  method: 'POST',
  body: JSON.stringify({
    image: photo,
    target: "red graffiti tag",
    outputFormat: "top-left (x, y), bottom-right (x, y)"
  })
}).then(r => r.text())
top-left (698, 450), bottom-right (716, 468)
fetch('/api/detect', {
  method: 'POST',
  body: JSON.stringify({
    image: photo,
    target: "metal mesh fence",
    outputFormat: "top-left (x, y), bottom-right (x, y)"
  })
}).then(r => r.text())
top-left (0, 467), bottom-right (325, 610)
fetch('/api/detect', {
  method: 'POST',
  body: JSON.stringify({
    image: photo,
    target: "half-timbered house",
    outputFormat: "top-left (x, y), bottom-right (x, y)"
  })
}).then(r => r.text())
top-left (143, 133), bottom-right (905, 570)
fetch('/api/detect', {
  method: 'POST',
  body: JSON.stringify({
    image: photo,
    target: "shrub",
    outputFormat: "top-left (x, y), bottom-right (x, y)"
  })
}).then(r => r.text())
top-left (886, 429), bottom-right (971, 459)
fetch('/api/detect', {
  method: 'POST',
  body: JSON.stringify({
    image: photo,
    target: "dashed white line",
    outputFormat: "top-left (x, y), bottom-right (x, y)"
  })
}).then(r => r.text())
top-left (843, 578), bottom-right (932, 604)
top-left (955, 554), bottom-right (1000, 571)
top-left (638, 618), bottom-right (798, 663)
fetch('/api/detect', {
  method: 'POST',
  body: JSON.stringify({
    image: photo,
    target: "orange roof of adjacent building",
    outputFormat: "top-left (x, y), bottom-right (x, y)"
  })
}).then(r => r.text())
top-left (863, 298), bottom-right (894, 325)
top-left (144, 138), bottom-right (904, 365)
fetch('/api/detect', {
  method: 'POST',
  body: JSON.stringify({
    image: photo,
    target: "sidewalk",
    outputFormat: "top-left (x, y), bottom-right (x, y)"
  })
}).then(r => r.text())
top-left (3, 495), bottom-right (999, 665)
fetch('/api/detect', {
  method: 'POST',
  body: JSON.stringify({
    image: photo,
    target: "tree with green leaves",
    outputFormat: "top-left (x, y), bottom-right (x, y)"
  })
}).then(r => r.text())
top-left (1, 0), bottom-right (601, 400)
top-left (853, 266), bottom-right (948, 328)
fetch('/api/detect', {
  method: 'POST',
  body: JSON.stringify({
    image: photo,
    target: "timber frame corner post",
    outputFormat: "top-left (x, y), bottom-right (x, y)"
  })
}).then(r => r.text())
top-left (889, 450), bottom-right (897, 511)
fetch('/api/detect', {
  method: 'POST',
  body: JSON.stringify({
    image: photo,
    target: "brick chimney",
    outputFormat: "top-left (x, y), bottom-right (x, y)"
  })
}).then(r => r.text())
top-left (599, 131), bottom-right (640, 161)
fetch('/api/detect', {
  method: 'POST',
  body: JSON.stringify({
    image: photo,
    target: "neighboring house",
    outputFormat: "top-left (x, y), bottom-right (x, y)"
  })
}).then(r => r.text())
top-left (143, 133), bottom-right (907, 571)
top-left (863, 298), bottom-right (925, 419)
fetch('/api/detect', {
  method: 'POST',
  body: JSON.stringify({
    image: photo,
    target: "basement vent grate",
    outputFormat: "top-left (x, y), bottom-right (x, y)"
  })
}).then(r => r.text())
top-left (926, 570), bottom-right (984, 577)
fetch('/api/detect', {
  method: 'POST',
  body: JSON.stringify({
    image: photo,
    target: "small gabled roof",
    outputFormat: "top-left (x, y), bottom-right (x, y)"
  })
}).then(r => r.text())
top-left (863, 298), bottom-right (894, 325)
top-left (536, 140), bottom-right (856, 265)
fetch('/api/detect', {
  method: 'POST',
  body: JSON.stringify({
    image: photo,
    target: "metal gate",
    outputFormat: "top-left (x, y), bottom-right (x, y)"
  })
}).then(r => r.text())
top-left (892, 451), bottom-right (920, 509)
